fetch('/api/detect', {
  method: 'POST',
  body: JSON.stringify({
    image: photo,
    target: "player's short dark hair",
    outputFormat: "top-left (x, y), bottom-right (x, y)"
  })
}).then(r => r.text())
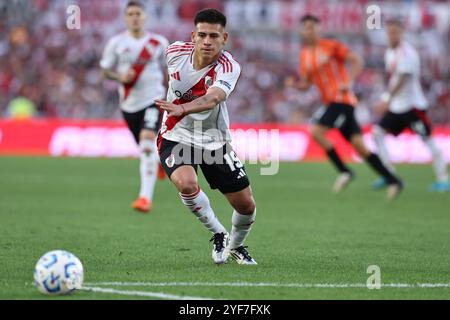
top-left (300, 14), bottom-right (320, 24)
top-left (385, 16), bottom-right (404, 28)
top-left (126, 0), bottom-right (144, 11)
top-left (194, 8), bottom-right (227, 27)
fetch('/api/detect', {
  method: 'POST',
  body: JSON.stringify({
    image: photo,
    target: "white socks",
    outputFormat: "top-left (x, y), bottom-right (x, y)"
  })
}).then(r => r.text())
top-left (138, 139), bottom-right (158, 200)
top-left (180, 187), bottom-right (227, 234)
top-left (423, 137), bottom-right (449, 183)
top-left (180, 187), bottom-right (256, 248)
top-left (374, 125), bottom-right (448, 183)
top-left (229, 209), bottom-right (256, 249)
top-left (373, 126), bottom-right (396, 173)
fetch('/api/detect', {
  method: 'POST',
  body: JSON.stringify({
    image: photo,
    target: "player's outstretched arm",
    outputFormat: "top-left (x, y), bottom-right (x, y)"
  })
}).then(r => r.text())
top-left (382, 73), bottom-right (411, 103)
top-left (155, 87), bottom-right (226, 117)
top-left (101, 68), bottom-right (136, 85)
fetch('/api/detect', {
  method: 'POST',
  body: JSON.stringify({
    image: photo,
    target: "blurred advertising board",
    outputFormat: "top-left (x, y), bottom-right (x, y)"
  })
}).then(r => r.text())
top-left (1, 119), bottom-right (449, 163)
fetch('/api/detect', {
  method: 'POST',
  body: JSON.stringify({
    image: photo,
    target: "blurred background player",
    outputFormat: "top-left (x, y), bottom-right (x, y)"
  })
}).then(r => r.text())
top-left (100, 1), bottom-right (169, 213)
top-left (286, 14), bottom-right (403, 200)
top-left (155, 9), bottom-right (257, 265)
top-left (372, 18), bottom-right (449, 192)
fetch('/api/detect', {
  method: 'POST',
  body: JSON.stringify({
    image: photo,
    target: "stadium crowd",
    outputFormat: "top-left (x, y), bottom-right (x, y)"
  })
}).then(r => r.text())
top-left (1, 0), bottom-right (449, 124)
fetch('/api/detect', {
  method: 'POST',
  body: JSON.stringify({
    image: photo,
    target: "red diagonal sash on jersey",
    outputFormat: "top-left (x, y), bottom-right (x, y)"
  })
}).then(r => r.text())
top-left (164, 67), bottom-right (217, 131)
top-left (157, 67), bottom-right (217, 152)
top-left (123, 37), bottom-right (160, 100)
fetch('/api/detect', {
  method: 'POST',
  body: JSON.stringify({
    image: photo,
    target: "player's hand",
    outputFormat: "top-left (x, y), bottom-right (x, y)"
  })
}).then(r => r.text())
top-left (120, 69), bottom-right (136, 84)
top-left (155, 99), bottom-right (186, 117)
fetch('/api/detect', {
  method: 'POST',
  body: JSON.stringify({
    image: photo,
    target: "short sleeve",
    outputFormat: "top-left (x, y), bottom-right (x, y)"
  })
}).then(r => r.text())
top-left (166, 41), bottom-right (192, 68)
top-left (334, 40), bottom-right (350, 61)
top-left (211, 58), bottom-right (241, 99)
top-left (99, 37), bottom-right (118, 70)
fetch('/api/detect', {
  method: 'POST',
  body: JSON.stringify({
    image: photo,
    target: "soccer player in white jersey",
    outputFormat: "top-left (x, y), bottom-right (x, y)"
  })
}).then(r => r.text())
top-left (155, 9), bottom-right (257, 265)
top-left (100, 1), bottom-right (169, 213)
top-left (373, 18), bottom-right (449, 192)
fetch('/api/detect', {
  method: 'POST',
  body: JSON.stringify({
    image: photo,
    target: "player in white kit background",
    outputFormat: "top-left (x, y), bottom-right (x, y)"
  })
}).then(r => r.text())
top-left (155, 9), bottom-right (258, 265)
top-left (373, 18), bottom-right (449, 192)
top-left (100, 1), bottom-right (169, 213)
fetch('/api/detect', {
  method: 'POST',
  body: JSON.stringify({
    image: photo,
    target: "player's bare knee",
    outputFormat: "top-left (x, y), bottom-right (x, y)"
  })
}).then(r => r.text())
top-left (234, 199), bottom-right (256, 215)
top-left (174, 179), bottom-right (198, 195)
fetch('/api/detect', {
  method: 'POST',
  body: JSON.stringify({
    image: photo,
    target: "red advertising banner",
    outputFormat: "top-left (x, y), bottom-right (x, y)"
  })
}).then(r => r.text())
top-left (1, 119), bottom-right (450, 163)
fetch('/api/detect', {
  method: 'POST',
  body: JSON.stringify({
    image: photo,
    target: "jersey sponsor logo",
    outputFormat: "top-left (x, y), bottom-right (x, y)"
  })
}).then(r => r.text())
top-left (165, 153), bottom-right (175, 168)
top-left (170, 67), bottom-right (216, 104)
top-left (173, 89), bottom-right (201, 102)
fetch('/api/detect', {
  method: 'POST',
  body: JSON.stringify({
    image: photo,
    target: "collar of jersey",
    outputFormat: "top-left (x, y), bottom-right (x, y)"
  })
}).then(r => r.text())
top-left (126, 30), bottom-right (150, 41)
top-left (189, 49), bottom-right (222, 71)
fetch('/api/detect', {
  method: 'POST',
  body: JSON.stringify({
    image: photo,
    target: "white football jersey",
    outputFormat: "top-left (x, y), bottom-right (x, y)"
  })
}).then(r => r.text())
top-left (159, 41), bottom-right (241, 150)
top-left (100, 31), bottom-right (169, 113)
top-left (384, 41), bottom-right (428, 113)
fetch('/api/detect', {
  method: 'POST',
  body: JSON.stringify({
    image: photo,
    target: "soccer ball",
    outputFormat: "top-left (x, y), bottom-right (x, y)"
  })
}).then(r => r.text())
top-left (33, 250), bottom-right (84, 295)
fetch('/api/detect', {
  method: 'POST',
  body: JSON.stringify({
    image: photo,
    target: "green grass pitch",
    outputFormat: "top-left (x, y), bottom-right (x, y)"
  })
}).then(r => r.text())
top-left (0, 156), bottom-right (449, 299)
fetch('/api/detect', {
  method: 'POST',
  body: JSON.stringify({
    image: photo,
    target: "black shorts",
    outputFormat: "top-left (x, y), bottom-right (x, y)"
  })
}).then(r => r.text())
top-left (122, 104), bottom-right (163, 143)
top-left (158, 138), bottom-right (250, 194)
top-left (378, 109), bottom-right (432, 138)
top-left (312, 102), bottom-right (362, 141)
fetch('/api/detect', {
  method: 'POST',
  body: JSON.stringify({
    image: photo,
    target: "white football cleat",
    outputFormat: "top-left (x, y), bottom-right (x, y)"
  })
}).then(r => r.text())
top-left (332, 171), bottom-right (354, 193)
top-left (210, 232), bottom-right (229, 264)
top-left (226, 246), bottom-right (257, 265)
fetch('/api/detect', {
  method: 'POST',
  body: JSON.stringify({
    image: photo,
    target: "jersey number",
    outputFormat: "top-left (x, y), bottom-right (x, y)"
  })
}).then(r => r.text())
top-left (224, 151), bottom-right (243, 172)
top-left (144, 108), bottom-right (160, 129)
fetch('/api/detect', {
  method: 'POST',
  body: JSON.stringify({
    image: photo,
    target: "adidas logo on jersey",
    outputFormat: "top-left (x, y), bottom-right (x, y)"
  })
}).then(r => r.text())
top-left (170, 71), bottom-right (181, 81)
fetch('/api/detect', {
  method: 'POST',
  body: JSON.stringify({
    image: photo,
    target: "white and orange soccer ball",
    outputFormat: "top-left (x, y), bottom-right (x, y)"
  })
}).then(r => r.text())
top-left (33, 250), bottom-right (84, 295)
